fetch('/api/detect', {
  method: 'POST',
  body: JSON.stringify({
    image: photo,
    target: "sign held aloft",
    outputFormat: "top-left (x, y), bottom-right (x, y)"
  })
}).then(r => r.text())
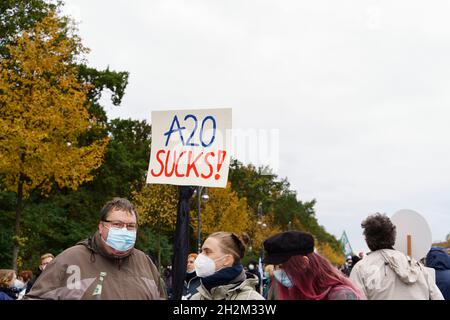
top-left (146, 108), bottom-right (232, 188)
top-left (391, 209), bottom-right (432, 261)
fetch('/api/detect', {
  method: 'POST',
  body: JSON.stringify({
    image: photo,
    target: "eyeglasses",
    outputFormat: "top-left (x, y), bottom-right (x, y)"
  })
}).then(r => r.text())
top-left (102, 220), bottom-right (137, 231)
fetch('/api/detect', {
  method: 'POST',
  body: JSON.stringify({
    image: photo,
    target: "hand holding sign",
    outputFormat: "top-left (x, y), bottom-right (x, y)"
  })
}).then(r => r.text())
top-left (147, 108), bottom-right (232, 188)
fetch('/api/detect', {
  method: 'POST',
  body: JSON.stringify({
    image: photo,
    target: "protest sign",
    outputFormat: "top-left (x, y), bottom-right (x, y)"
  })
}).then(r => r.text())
top-left (146, 108), bottom-right (232, 188)
top-left (391, 209), bottom-right (432, 261)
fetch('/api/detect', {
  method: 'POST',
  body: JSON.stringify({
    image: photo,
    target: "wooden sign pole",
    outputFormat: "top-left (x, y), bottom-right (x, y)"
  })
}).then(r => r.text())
top-left (407, 234), bottom-right (412, 257)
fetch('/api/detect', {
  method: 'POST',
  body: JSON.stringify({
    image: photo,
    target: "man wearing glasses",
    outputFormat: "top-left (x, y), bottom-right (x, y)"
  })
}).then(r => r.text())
top-left (25, 198), bottom-right (166, 300)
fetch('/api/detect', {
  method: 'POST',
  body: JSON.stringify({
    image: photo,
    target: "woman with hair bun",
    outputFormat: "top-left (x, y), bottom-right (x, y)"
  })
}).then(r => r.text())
top-left (190, 231), bottom-right (265, 300)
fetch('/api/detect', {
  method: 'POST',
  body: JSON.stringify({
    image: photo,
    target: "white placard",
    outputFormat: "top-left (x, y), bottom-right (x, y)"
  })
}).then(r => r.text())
top-left (391, 209), bottom-right (432, 261)
top-left (146, 108), bottom-right (232, 188)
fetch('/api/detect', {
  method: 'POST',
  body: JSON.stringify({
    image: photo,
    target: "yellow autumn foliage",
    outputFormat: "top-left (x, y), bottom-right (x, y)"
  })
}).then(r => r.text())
top-left (132, 184), bottom-right (179, 230)
top-left (247, 211), bottom-right (282, 253)
top-left (316, 242), bottom-right (345, 266)
top-left (199, 182), bottom-right (251, 238)
top-left (0, 12), bottom-right (108, 196)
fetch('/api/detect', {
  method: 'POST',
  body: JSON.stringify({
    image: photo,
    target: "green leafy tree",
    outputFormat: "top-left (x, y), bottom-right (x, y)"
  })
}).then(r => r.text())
top-left (229, 160), bottom-right (290, 213)
top-left (90, 119), bottom-right (152, 200)
top-left (0, 0), bottom-right (59, 58)
top-left (228, 159), bottom-right (344, 261)
top-left (136, 226), bottom-right (173, 270)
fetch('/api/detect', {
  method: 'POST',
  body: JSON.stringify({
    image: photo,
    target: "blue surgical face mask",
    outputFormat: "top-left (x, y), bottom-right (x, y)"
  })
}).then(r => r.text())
top-left (273, 269), bottom-right (294, 288)
top-left (103, 226), bottom-right (136, 252)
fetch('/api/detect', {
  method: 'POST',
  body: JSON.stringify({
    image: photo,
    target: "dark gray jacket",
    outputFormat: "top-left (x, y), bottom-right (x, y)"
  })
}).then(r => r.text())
top-left (182, 272), bottom-right (201, 299)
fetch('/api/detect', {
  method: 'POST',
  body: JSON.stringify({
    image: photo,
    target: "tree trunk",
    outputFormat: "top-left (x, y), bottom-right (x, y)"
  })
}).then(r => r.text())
top-left (12, 173), bottom-right (24, 271)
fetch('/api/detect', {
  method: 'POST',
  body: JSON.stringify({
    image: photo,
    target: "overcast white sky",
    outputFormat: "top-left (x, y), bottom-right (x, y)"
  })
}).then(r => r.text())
top-left (63, 0), bottom-right (450, 253)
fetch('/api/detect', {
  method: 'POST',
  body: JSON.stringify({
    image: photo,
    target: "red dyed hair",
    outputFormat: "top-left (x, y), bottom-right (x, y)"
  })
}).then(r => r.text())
top-left (275, 253), bottom-right (362, 300)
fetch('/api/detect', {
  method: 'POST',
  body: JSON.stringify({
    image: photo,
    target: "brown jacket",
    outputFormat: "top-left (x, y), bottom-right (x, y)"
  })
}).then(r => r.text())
top-left (25, 232), bottom-right (166, 300)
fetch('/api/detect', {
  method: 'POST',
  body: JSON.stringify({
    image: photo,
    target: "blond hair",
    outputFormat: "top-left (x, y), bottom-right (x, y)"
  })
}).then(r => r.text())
top-left (0, 269), bottom-right (15, 288)
top-left (208, 232), bottom-right (249, 264)
top-left (264, 264), bottom-right (274, 276)
top-left (40, 253), bottom-right (54, 261)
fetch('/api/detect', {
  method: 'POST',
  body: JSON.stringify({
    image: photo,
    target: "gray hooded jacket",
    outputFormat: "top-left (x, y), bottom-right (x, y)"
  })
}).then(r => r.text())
top-left (350, 249), bottom-right (444, 300)
top-left (190, 272), bottom-right (265, 300)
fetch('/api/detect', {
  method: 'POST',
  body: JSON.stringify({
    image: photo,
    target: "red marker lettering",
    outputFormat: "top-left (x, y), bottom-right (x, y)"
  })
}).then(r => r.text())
top-left (201, 152), bottom-right (215, 179)
top-left (150, 150), bottom-right (165, 177)
top-left (175, 151), bottom-right (186, 177)
top-left (186, 151), bottom-right (203, 178)
top-left (164, 150), bottom-right (176, 177)
top-left (215, 150), bottom-right (227, 180)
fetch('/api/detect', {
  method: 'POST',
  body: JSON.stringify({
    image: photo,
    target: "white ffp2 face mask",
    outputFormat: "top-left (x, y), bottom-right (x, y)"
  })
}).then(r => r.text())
top-left (194, 253), bottom-right (226, 278)
top-left (13, 279), bottom-right (25, 290)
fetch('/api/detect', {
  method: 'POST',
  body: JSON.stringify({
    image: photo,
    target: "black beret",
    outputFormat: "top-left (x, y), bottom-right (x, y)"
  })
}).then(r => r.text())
top-left (263, 231), bottom-right (314, 265)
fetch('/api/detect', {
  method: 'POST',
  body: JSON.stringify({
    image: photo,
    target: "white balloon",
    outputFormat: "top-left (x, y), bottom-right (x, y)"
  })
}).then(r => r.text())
top-left (391, 209), bottom-right (432, 261)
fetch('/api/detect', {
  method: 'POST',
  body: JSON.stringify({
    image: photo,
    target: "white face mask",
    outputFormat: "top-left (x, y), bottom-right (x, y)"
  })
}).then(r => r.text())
top-left (13, 279), bottom-right (25, 290)
top-left (194, 253), bottom-right (226, 278)
top-left (273, 269), bottom-right (294, 288)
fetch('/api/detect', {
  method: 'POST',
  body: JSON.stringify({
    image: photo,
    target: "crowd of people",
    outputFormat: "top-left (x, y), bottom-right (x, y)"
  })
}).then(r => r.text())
top-left (0, 253), bottom-right (54, 300)
top-left (1, 198), bottom-right (449, 300)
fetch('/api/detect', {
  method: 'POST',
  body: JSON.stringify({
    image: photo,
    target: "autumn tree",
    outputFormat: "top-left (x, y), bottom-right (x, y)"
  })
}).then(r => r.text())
top-left (132, 184), bottom-right (178, 267)
top-left (228, 160), bottom-right (289, 214)
top-left (316, 242), bottom-right (345, 266)
top-left (432, 239), bottom-right (450, 250)
top-left (228, 159), bottom-right (345, 260)
top-left (200, 182), bottom-right (251, 238)
top-left (0, 12), bottom-right (108, 269)
top-left (247, 211), bottom-right (282, 256)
